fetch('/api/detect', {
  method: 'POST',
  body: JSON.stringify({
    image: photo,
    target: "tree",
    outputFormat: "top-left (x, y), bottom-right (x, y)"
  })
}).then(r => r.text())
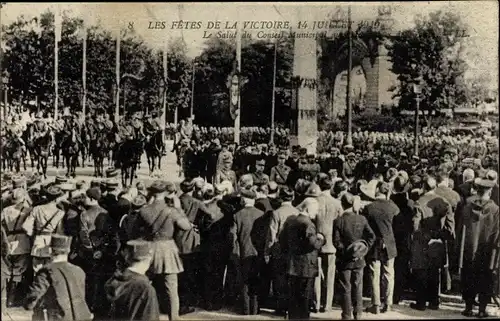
top-left (387, 10), bottom-right (470, 120)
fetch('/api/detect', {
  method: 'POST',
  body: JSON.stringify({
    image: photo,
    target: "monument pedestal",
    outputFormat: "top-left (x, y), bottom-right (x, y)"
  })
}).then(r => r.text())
top-left (291, 34), bottom-right (318, 155)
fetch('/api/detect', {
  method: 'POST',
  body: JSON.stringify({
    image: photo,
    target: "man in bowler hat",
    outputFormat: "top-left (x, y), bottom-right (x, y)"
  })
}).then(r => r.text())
top-left (105, 240), bottom-right (160, 321)
top-left (23, 234), bottom-right (92, 321)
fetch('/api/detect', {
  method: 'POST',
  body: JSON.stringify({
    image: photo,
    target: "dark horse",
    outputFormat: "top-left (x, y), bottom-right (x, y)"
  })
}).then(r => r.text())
top-left (144, 130), bottom-right (164, 175)
top-left (23, 124), bottom-right (36, 169)
top-left (2, 135), bottom-right (23, 173)
top-left (34, 131), bottom-right (52, 179)
top-left (89, 124), bottom-right (111, 177)
top-left (115, 137), bottom-right (144, 187)
top-left (61, 127), bottom-right (80, 177)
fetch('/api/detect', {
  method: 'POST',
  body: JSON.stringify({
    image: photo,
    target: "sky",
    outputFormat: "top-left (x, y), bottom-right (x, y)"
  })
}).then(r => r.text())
top-left (2, 2), bottom-right (498, 88)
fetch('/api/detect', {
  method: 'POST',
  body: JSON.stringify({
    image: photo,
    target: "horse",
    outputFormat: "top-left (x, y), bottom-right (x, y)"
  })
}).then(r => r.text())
top-left (144, 130), bottom-right (164, 175)
top-left (2, 135), bottom-right (23, 173)
top-left (33, 131), bottom-right (52, 179)
top-left (80, 124), bottom-right (91, 167)
top-left (115, 136), bottom-right (144, 187)
top-left (22, 124), bottom-right (36, 169)
top-left (61, 127), bottom-right (80, 177)
top-left (89, 125), bottom-right (111, 177)
top-left (52, 129), bottom-right (66, 169)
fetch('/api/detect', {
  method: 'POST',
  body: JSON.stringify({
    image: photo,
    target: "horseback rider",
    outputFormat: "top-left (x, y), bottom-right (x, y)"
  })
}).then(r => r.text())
top-left (131, 112), bottom-right (144, 140)
top-left (8, 115), bottom-right (26, 150)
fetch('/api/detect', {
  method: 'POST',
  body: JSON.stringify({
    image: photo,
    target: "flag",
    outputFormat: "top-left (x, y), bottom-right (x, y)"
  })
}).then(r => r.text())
top-left (54, 5), bottom-right (62, 43)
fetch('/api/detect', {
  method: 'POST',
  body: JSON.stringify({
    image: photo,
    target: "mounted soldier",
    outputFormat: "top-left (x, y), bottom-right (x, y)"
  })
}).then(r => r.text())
top-left (7, 115), bottom-right (26, 152)
top-left (32, 112), bottom-right (51, 142)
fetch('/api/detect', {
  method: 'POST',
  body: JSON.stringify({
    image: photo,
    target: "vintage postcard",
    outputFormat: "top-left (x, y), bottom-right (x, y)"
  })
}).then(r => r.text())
top-left (1, 2), bottom-right (499, 320)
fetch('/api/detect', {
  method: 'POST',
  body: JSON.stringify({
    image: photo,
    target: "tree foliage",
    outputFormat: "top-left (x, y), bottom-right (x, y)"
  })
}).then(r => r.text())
top-left (387, 10), bottom-right (470, 115)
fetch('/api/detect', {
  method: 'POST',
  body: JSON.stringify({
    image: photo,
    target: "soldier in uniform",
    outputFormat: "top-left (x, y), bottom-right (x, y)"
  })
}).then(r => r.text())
top-left (270, 151), bottom-right (291, 187)
top-left (7, 115), bottom-right (26, 151)
top-left (132, 180), bottom-right (192, 320)
top-left (23, 234), bottom-right (93, 321)
top-left (21, 186), bottom-right (66, 272)
top-left (251, 159), bottom-right (270, 188)
top-left (1, 188), bottom-right (32, 307)
top-left (105, 240), bottom-right (160, 321)
top-left (214, 153), bottom-right (237, 189)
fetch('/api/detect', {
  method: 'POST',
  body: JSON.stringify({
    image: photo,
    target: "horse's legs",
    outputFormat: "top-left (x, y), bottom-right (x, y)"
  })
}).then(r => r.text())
top-left (65, 155), bottom-right (70, 177)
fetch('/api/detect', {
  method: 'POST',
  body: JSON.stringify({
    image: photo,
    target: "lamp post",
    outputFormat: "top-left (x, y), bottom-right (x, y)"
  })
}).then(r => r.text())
top-left (1, 76), bottom-right (8, 119)
top-left (411, 62), bottom-right (423, 156)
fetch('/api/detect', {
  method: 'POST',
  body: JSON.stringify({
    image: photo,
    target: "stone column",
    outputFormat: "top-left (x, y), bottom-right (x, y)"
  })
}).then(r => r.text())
top-left (291, 21), bottom-right (318, 154)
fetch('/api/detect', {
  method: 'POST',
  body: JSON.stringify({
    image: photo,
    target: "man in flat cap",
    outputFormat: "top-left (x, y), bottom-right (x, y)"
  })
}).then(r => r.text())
top-left (459, 172), bottom-right (500, 318)
top-left (23, 234), bottom-right (92, 321)
top-left (99, 178), bottom-right (121, 218)
top-left (79, 186), bottom-right (119, 318)
top-left (229, 189), bottom-right (264, 315)
top-left (105, 240), bottom-right (160, 321)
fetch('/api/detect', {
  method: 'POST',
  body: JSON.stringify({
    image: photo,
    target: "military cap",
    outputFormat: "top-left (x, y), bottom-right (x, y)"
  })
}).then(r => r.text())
top-left (240, 188), bottom-right (257, 200)
top-left (277, 151), bottom-right (287, 159)
top-left (90, 179), bottom-right (102, 188)
top-left (44, 185), bottom-right (64, 201)
top-left (347, 152), bottom-right (356, 159)
top-left (125, 240), bottom-right (152, 262)
top-left (304, 183), bottom-right (322, 197)
top-left (164, 181), bottom-right (177, 197)
top-left (3, 172), bottom-right (13, 181)
top-left (75, 180), bottom-right (86, 190)
top-left (55, 175), bottom-right (68, 185)
top-left (180, 179), bottom-right (195, 193)
top-left (221, 153), bottom-right (232, 163)
top-left (148, 180), bottom-right (167, 193)
top-left (59, 183), bottom-right (76, 192)
top-left (278, 186), bottom-right (294, 201)
top-left (86, 187), bottom-right (102, 201)
top-left (12, 176), bottom-right (26, 189)
top-left (132, 195), bottom-right (147, 209)
top-left (50, 234), bottom-right (72, 254)
top-left (255, 159), bottom-right (266, 166)
top-left (106, 168), bottom-right (119, 178)
top-left (106, 179), bottom-right (120, 189)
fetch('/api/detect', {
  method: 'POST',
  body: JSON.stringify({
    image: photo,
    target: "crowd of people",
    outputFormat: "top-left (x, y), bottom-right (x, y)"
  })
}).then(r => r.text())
top-left (1, 126), bottom-right (499, 320)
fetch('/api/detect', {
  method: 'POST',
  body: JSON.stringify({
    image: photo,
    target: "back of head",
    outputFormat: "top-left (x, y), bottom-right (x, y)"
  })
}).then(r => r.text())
top-left (462, 168), bottom-right (475, 183)
top-left (340, 192), bottom-right (355, 211)
top-left (333, 180), bottom-right (348, 197)
top-left (297, 197), bottom-right (319, 219)
top-left (423, 176), bottom-right (437, 192)
top-left (317, 173), bottom-right (332, 191)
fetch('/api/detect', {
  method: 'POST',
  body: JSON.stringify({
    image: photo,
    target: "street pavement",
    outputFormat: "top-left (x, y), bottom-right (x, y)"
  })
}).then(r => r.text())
top-left (4, 298), bottom-right (500, 320)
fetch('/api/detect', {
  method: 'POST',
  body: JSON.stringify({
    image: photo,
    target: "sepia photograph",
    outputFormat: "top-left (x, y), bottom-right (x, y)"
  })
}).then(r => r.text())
top-left (0, 2), bottom-right (499, 320)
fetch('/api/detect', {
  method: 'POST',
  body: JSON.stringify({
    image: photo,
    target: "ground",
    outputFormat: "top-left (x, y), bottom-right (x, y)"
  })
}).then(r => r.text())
top-left (4, 298), bottom-right (500, 320)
